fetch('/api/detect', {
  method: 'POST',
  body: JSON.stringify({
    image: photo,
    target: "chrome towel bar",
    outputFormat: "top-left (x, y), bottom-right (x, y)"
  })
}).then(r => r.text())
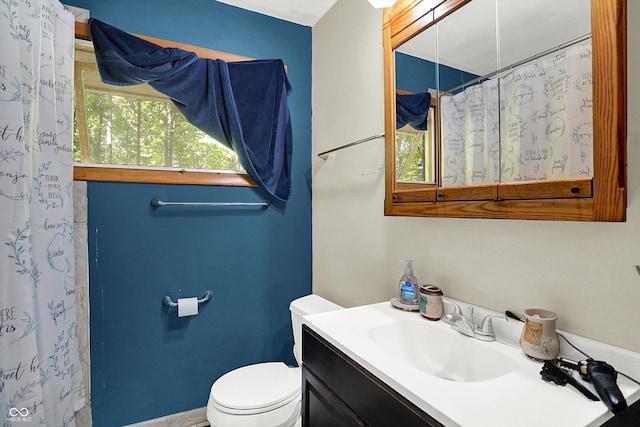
top-left (163, 290), bottom-right (213, 308)
top-left (317, 133), bottom-right (385, 159)
top-left (151, 197), bottom-right (269, 208)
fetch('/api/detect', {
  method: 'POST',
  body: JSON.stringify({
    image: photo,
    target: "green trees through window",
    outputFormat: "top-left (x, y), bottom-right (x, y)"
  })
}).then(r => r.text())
top-left (73, 43), bottom-right (243, 173)
top-left (395, 120), bottom-right (434, 184)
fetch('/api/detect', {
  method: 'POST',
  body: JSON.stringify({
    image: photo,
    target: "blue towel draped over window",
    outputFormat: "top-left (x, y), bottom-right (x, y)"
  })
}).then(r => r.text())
top-left (89, 19), bottom-right (293, 201)
top-left (396, 92), bottom-right (431, 131)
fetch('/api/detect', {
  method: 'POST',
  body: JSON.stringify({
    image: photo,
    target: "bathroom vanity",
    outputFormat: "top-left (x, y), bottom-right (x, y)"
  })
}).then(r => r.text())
top-left (302, 325), bottom-right (441, 426)
top-left (301, 302), bottom-right (640, 426)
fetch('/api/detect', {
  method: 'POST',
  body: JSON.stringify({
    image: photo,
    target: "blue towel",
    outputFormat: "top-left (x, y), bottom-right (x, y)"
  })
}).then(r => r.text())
top-left (89, 19), bottom-right (293, 201)
top-left (396, 92), bottom-right (431, 131)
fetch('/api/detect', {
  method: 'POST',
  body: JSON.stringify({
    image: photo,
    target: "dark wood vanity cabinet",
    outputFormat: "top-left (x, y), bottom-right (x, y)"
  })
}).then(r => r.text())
top-left (302, 325), bottom-right (443, 427)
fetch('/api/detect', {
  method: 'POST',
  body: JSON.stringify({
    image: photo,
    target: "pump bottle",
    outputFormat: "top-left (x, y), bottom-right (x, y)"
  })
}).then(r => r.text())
top-left (398, 260), bottom-right (419, 305)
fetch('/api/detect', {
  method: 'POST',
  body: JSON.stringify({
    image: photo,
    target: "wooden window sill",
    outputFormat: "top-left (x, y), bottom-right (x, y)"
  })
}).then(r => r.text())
top-left (73, 165), bottom-right (256, 187)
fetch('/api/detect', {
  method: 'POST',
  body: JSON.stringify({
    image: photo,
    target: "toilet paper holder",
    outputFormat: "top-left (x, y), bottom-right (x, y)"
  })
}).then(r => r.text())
top-left (163, 290), bottom-right (213, 308)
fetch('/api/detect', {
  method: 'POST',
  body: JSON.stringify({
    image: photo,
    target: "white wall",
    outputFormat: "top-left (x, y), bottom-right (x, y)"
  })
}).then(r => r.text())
top-left (312, 0), bottom-right (640, 352)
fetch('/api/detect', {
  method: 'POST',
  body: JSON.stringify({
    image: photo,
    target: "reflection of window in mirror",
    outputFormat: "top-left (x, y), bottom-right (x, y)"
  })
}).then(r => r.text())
top-left (395, 106), bottom-right (435, 183)
top-left (383, 0), bottom-right (626, 221)
top-left (394, 26), bottom-right (440, 186)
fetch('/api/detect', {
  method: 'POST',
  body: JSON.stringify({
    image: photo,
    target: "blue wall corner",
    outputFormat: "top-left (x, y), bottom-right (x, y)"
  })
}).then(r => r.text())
top-left (396, 52), bottom-right (479, 94)
top-left (68, 1), bottom-right (312, 425)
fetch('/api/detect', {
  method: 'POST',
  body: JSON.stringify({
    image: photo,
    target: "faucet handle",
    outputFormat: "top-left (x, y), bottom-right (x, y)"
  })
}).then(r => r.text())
top-left (475, 314), bottom-right (505, 342)
top-left (442, 299), bottom-right (462, 315)
top-left (442, 312), bottom-right (463, 325)
top-left (476, 314), bottom-right (507, 341)
top-left (480, 314), bottom-right (505, 332)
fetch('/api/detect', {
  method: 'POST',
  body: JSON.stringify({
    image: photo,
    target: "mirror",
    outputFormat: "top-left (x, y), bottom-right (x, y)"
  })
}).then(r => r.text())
top-left (395, 0), bottom-right (591, 187)
top-left (384, 0), bottom-right (626, 221)
top-left (394, 23), bottom-right (438, 184)
top-left (436, 0), bottom-right (499, 188)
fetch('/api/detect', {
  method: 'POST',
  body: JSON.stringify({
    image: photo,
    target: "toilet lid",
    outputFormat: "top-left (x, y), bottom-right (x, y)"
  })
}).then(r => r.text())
top-left (211, 362), bottom-right (301, 414)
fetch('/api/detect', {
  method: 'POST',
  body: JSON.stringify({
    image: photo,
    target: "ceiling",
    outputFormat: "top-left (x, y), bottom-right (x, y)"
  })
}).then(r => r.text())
top-left (217, 0), bottom-right (591, 79)
top-left (216, 0), bottom-right (338, 27)
top-left (398, 0), bottom-right (590, 76)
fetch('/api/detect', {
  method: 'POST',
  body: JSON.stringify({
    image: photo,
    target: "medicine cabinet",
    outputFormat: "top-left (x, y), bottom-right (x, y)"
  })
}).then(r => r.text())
top-left (383, 0), bottom-right (627, 221)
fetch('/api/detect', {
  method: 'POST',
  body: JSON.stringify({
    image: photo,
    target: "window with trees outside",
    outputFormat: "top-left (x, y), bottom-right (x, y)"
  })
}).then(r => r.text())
top-left (395, 106), bottom-right (435, 183)
top-left (73, 39), bottom-right (253, 186)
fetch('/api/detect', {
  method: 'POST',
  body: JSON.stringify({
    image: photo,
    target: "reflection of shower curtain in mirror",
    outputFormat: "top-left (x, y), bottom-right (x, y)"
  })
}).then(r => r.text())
top-left (440, 41), bottom-right (592, 187)
top-left (441, 80), bottom-right (500, 187)
top-left (0, 1), bottom-right (85, 425)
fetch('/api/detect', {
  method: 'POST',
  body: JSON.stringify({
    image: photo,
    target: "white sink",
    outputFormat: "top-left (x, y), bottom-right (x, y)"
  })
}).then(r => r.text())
top-left (367, 319), bottom-right (517, 382)
top-left (303, 301), bottom-right (640, 427)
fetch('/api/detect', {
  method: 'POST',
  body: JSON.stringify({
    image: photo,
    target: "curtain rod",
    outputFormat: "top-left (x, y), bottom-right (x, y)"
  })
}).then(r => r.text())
top-left (442, 33), bottom-right (591, 96)
top-left (317, 133), bottom-right (385, 160)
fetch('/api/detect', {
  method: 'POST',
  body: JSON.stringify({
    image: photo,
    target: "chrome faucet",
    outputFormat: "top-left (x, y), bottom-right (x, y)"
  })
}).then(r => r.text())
top-left (474, 314), bottom-right (505, 341)
top-left (450, 306), bottom-right (477, 338)
top-left (444, 304), bottom-right (504, 342)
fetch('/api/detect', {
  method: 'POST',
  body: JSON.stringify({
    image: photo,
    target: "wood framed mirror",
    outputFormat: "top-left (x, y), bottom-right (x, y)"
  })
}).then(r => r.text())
top-left (383, 0), bottom-right (626, 221)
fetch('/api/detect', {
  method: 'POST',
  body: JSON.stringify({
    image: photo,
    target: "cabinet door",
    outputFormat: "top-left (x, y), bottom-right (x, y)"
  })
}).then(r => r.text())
top-left (302, 325), bottom-right (443, 427)
top-left (303, 368), bottom-right (365, 427)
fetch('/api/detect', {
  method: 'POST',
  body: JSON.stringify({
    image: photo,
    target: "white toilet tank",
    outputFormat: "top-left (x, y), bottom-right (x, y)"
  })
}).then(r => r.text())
top-left (289, 294), bottom-right (342, 365)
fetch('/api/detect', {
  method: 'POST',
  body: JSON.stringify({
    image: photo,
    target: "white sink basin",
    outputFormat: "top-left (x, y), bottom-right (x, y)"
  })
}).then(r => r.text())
top-left (303, 302), bottom-right (640, 426)
top-left (367, 319), bottom-right (517, 382)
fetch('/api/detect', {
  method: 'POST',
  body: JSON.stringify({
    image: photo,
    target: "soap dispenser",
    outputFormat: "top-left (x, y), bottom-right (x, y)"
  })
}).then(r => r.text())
top-left (398, 260), bottom-right (419, 305)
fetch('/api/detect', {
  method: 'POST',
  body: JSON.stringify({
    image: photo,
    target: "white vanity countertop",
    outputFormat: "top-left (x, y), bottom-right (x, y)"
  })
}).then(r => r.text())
top-left (303, 302), bottom-right (640, 427)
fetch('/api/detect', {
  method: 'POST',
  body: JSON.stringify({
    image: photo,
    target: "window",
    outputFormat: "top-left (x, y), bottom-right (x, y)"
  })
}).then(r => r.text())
top-left (395, 105), bottom-right (435, 184)
top-left (72, 23), bottom-right (255, 187)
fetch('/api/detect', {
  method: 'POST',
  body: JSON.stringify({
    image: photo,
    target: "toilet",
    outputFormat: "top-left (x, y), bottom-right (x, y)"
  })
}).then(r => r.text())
top-left (206, 294), bottom-right (343, 427)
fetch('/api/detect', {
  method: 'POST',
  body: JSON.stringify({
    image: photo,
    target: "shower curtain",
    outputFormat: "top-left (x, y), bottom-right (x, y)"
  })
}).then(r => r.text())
top-left (440, 40), bottom-right (592, 187)
top-left (1, 1), bottom-right (85, 426)
top-left (440, 78), bottom-right (501, 187)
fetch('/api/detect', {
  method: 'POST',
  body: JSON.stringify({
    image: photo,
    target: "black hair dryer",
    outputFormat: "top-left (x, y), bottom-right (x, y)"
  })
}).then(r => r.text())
top-left (541, 357), bottom-right (627, 415)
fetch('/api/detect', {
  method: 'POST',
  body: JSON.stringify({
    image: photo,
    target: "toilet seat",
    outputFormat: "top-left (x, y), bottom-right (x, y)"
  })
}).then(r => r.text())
top-left (210, 362), bottom-right (301, 415)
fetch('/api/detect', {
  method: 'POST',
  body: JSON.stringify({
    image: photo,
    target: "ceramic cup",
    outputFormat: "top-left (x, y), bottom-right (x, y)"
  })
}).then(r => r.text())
top-left (519, 309), bottom-right (560, 360)
top-left (418, 285), bottom-right (443, 320)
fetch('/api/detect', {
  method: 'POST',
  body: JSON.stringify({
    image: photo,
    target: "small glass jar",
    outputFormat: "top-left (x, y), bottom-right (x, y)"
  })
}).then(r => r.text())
top-left (419, 285), bottom-right (444, 320)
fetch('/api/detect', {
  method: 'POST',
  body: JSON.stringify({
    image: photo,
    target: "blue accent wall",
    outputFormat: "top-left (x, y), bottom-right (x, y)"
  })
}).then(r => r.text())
top-left (396, 52), bottom-right (479, 93)
top-left (67, 1), bottom-right (312, 425)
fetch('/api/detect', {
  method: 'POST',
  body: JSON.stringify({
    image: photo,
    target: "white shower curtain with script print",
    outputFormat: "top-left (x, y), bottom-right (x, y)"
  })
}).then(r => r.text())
top-left (440, 40), bottom-right (592, 186)
top-left (1, 1), bottom-right (84, 426)
top-left (499, 41), bottom-right (593, 182)
top-left (440, 78), bottom-right (500, 187)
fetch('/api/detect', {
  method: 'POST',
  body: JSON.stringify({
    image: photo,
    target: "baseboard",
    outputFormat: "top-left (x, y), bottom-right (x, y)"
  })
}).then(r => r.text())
top-left (123, 407), bottom-right (208, 427)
